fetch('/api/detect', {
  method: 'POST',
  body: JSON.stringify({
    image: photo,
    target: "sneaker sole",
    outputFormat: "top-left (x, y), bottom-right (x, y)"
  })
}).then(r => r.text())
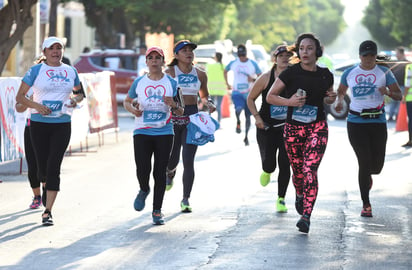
top-left (296, 219), bottom-right (309, 233)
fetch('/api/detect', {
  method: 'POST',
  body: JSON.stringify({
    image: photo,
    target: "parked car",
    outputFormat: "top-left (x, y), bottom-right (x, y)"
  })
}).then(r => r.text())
top-left (324, 57), bottom-right (410, 120)
top-left (73, 49), bottom-right (141, 102)
top-left (248, 44), bottom-right (271, 72)
top-left (194, 43), bottom-right (234, 68)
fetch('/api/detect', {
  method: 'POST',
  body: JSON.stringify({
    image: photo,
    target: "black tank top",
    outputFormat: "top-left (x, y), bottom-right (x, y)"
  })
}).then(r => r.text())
top-left (259, 65), bottom-right (286, 126)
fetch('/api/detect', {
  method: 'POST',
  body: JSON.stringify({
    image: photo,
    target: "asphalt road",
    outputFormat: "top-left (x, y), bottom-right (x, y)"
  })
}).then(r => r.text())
top-left (0, 111), bottom-right (411, 270)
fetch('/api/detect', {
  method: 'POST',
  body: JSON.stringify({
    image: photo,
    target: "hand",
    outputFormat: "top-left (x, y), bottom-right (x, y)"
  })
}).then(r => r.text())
top-left (66, 98), bottom-right (77, 108)
top-left (334, 100), bottom-right (343, 113)
top-left (290, 93), bottom-right (306, 107)
top-left (207, 101), bottom-right (216, 113)
top-left (163, 96), bottom-right (175, 108)
top-left (34, 103), bottom-right (51, 115)
top-left (324, 91), bottom-right (337, 105)
top-left (254, 115), bottom-right (265, 129)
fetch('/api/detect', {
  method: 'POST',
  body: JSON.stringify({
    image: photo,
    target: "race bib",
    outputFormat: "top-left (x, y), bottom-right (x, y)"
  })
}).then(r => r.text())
top-left (143, 110), bottom-right (167, 127)
top-left (270, 105), bottom-right (287, 120)
top-left (42, 100), bottom-right (63, 118)
top-left (292, 105), bottom-right (318, 123)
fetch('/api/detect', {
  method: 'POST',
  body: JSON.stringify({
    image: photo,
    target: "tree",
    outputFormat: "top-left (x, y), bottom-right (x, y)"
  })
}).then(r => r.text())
top-left (363, 0), bottom-right (412, 49)
top-left (0, 0), bottom-right (37, 75)
top-left (307, 0), bottom-right (345, 45)
top-left (226, 0), bottom-right (344, 51)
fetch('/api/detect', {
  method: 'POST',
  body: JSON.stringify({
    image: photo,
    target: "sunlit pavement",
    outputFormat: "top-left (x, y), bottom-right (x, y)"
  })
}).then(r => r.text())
top-left (0, 109), bottom-right (411, 270)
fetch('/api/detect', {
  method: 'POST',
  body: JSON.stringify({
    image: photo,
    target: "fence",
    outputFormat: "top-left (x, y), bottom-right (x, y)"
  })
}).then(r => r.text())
top-left (0, 71), bottom-right (118, 174)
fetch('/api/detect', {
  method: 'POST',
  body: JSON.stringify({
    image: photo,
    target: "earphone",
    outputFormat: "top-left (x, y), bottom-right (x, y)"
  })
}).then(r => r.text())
top-left (295, 33), bottom-right (323, 58)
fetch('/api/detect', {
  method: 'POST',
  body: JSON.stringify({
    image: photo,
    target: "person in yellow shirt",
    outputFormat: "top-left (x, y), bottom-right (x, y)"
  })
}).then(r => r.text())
top-left (206, 52), bottom-right (227, 123)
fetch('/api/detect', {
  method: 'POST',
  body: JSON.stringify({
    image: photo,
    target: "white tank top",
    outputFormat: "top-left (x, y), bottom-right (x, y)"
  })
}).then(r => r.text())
top-left (174, 65), bottom-right (201, 96)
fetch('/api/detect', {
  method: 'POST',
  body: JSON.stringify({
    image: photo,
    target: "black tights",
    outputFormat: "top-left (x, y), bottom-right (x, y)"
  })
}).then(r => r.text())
top-left (134, 134), bottom-right (173, 211)
top-left (347, 122), bottom-right (387, 207)
top-left (29, 121), bottom-right (71, 191)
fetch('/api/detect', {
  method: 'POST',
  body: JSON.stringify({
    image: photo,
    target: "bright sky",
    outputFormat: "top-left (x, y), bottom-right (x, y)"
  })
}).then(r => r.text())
top-left (341, 0), bottom-right (370, 25)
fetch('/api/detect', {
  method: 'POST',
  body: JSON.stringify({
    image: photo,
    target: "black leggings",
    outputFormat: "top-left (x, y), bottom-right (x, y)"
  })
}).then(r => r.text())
top-left (134, 134), bottom-right (173, 211)
top-left (256, 126), bottom-right (290, 197)
top-left (24, 125), bottom-right (43, 189)
top-left (406, 101), bottom-right (412, 142)
top-left (168, 105), bottom-right (198, 199)
top-left (29, 121), bottom-right (71, 191)
top-left (347, 122), bottom-right (387, 206)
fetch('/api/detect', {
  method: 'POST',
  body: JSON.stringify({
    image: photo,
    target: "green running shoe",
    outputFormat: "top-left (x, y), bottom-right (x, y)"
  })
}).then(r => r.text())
top-left (181, 198), bottom-right (192, 213)
top-left (260, 172), bottom-right (271, 187)
top-left (165, 169), bottom-right (176, 191)
top-left (276, 197), bottom-right (288, 213)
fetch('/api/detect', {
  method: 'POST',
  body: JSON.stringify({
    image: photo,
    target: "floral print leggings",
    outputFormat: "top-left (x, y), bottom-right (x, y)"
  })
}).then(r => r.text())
top-left (284, 120), bottom-right (328, 218)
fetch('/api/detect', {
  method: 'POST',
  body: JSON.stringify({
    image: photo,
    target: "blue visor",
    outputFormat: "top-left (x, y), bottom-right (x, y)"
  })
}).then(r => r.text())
top-left (174, 41), bottom-right (197, 54)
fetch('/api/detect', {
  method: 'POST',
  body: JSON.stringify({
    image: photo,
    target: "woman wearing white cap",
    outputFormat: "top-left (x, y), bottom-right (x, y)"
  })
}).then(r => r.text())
top-left (16, 36), bottom-right (85, 226)
top-left (335, 40), bottom-right (402, 218)
top-left (164, 40), bottom-right (216, 213)
top-left (124, 46), bottom-right (182, 225)
top-left (247, 45), bottom-right (293, 213)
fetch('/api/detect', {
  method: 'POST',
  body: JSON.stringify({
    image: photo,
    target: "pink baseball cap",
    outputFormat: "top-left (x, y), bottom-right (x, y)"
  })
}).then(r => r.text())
top-left (145, 46), bottom-right (164, 57)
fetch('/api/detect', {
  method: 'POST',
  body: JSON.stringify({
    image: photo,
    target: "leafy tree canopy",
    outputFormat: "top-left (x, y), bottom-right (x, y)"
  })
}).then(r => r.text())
top-left (363, 0), bottom-right (412, 49)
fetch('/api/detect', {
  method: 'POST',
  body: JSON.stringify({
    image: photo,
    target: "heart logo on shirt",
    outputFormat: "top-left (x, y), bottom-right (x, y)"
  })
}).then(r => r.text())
top-left (46, 69), bottom-right (68, 82)
top-left (355, 74), bottom-right (376, 85)
top-left (144, 85), bottom-right (166, 102)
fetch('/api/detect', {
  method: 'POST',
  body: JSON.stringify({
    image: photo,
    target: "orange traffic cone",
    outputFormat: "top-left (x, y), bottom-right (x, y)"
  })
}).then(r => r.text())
top-left (396, 102), bottom-right (408, 132)
top-left (222, 94), bottom-right (231, 118)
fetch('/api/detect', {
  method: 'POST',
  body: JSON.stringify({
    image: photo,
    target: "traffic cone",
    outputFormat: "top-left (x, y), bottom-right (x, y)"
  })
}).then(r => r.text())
top-left (222, 94), bottom-right (231, 118)
top-left (396, 102), bottom-right (408, 132)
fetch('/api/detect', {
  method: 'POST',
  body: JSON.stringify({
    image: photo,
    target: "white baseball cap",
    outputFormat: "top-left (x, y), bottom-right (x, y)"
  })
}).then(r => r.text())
top-left (42, 36), bottom-right (64, 50)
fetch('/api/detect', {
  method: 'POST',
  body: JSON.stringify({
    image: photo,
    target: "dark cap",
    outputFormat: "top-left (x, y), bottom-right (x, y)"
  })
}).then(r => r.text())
top-left (273, 45), bottom-right (292, 57)
top-left (174, 40), bottom-right (197, 54)
top-left (359, 40), bottom-right (377, 56)
top-left (237, 44), bottom-right (247, 56)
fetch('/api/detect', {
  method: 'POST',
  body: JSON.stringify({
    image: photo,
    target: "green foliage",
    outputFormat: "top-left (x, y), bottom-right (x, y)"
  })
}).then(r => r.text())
top-left (363, 0), bottom-right (412, 48)
top-left (307, 0), bottom-right (345, 45)
top-left (70, 0), bottom-right (345, 50)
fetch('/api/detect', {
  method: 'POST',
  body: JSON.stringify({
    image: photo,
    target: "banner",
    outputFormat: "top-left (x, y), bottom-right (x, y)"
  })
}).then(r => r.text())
top-left (0, 78), bottom-right (27, 162)
top-left (80, 72), bottom-right (116, 133)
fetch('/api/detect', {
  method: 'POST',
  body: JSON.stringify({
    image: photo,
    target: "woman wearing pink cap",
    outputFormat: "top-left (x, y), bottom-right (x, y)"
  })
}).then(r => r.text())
top-left (124, 46), bottom-right (182, 225)
top-left (164, 40), bottom-right (215, 213)
top-left (16, 36), bottom-right (85, 226)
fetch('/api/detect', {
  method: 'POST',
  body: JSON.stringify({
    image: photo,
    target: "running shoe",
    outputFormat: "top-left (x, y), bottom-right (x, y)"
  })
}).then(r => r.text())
top-left (133, 189), bottom-right (150, 211)
top-left (244, 137), bottom-right (249, 146)
top-left (181, 198), bottom-right (192, 213)
top-left (276, 197), bottom-right (288, 213)
top-left (30, 195), bottom-right (41, 209)
top-left (361, 206), bottom-right (373, 217)
top-left (42, 186), bottom-right (47, 207)
top-left (296, 215), bottom-right (310, 233)
top-left (260, 172), bottom-right (271, 187)
top-left (165, 169), bottom-right (176, 191)
top-left (295, 194), bottom-right (304, 215)
top-left (152, 210), bottom-right (165, 225)
top-left (236, 122), bottom-right (241, 133)
top-left (42, 210), bottom-right (53, 226)
top-left (402, 141), bottom-right (412, 147)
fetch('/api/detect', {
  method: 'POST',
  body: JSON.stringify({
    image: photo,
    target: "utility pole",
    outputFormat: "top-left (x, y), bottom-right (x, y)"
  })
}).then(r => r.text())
top-left (48, 0), bottom-right (58, 36)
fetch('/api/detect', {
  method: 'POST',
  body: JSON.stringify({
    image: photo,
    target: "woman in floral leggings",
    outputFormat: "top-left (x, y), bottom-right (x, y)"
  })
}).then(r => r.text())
top-left (267, 33), bottom-right (336, 233)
